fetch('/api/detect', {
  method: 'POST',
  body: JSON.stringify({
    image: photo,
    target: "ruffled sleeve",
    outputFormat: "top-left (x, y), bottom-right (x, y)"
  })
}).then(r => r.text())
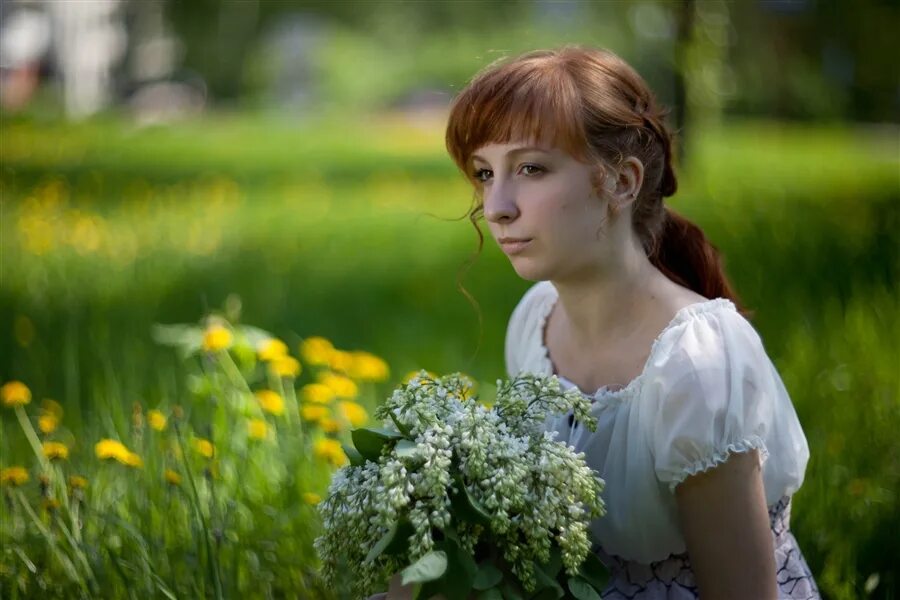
top-left (504, 282), bottom-right (554, 378)
top-left (648, 306), bottom-right (809, 501)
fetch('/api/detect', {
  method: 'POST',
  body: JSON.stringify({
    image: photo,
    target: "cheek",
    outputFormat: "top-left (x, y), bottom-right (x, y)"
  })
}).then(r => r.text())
top-left (546, 187), bottom-right (602, 234)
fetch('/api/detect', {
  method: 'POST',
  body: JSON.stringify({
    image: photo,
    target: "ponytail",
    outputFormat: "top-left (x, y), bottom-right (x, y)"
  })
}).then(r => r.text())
top-left (649, 207), bottom-right (753, 319)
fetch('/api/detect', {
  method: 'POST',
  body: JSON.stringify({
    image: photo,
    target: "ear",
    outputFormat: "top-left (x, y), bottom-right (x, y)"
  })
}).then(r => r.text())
top-left (607, 157), bottom-right (644, 215)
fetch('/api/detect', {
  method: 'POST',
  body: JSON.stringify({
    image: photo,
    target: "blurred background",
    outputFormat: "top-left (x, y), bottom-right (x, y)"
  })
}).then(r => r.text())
top-left (1, 0), bottom-right (898, 598)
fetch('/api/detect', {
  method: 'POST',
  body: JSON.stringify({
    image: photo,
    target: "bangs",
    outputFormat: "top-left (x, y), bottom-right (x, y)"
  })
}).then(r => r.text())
top-left (445, 55), bottom-right (588, 182)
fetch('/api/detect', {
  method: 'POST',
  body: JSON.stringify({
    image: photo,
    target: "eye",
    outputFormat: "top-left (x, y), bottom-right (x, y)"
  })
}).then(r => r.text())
top-left (520, 164), bottom-right (544, 176)
top-left (472, 168), bottom-right (493, 183)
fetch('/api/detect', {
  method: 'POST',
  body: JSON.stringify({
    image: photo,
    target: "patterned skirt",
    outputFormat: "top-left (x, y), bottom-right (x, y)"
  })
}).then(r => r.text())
top-left (595, 496), bottom-right (820, 599)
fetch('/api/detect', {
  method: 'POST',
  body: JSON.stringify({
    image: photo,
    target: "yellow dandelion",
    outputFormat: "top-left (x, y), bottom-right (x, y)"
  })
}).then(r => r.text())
top-left (301, 383), bottom-right (335, 404)
top-left (95, 439), bottom-right (142, 468)
top-left (300, 336), bottom-right (335, 366)
top-left (94, 439), bottom-right (129, 461)
top-left (328, 350), bottom-right (354, 373)
top-left (300, 403), bottom-right (329, 423)
top-left (269, 355), bottom-right (301, 378)
top-left (68, 475), bottom-right (88, 490)
top-left (38, 413), bottom-right (59, 434)
top-left (1, 466), bottom-right (29, 486)
top-left (257, 338), bottom-right (288, 362)
top-left (193, 438), bottom-right (215, 459)
top-left (43, 498), bottom-right (61, 511)
top-left (247, 418), bottom-right (269, 440)
top-left (254, 390), bottom-right (285, 416)
top-left (202, 324), bottom-right (233, 352)
top-left (164, 469), bottom-right (181, 486)
top-left (456, 374), bottom-right (478, 396)
top-left (313, 438), bottom-right (346, 467)
top-left (319, 417), bottom-right (340, 434)
top-left (348, 351), bottom-right (390, 382)
top-left (147, 409), bottom-right (167, 431)
top-left (403, 370), bottom-right (438, 384)
top-left (1, 381), bottom-right (31, 407)
top-left (337, 401), bottom-right (368, 427)
top-left (303, 492), bottom-right (322, 505)
top-left (317, 372), bottom-right (358, 399)
top-left (42, 441), bottom-right (69, 461)
top-left (41, 398), bottom-right (63, 417)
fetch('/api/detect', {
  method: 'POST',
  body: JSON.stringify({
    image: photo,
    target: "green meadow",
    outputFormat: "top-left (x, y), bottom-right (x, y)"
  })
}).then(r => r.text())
top-left (0, 113), bottom-right (897, 598)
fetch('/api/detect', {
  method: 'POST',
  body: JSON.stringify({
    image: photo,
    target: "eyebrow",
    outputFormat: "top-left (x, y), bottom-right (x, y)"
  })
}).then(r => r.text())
top-left (471, 146), bottom-right (552, 162)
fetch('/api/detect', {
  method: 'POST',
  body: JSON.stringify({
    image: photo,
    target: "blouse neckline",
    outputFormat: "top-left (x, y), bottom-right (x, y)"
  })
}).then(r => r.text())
top-left (535, 284), bottom-right (737, 402)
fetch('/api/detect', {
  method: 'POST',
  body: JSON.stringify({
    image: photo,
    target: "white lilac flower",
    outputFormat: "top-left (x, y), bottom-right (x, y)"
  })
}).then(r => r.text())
top-left (315, 371), bottom-right (605, 598)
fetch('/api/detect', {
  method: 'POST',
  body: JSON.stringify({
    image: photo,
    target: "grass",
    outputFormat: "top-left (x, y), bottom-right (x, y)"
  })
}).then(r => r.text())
top-left (1, 111), bottom-right (898, 598)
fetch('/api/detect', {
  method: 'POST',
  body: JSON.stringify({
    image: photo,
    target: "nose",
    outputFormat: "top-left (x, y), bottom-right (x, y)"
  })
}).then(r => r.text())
top-left (483, 182), bottom-right (519, 223)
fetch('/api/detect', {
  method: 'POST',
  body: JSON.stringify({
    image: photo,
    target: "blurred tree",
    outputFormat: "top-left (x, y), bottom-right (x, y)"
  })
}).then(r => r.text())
top-left (164, 0), bottom-right (532, 104)
top-left (673, 0), bottom-right (694, 161)
top-left (165, 0), bottom-right (261, 102)
top-left (162, 0), bottom-right (898, 122)
top-left (727, 0), bottom-right (899, 122)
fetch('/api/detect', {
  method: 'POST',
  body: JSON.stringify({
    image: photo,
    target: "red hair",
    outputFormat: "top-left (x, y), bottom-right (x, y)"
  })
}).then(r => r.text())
top-left (445, 46), bottom-right (749, 317)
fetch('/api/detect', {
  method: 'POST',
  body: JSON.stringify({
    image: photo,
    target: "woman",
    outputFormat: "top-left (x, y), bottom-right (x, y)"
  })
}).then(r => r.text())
top-left (441, 47), bottom-right (819, 599)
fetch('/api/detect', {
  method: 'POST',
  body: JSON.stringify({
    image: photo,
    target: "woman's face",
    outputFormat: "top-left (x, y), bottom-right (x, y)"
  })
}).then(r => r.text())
top-left (472, 140), bottom-right (612, 282)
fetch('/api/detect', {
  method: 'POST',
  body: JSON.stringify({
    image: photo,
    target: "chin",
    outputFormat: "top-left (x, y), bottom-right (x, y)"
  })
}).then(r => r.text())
top-left (509, 259), bottom-right (551, 282)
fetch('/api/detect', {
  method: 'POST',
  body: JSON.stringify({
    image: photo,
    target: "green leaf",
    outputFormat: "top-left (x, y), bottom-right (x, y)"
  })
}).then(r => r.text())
top-left (351, 427), bottom-right (404, 462)
top-left (151, 323), bottom-right (203, 355)
top-left (235, 325), bottom-right (277, 348)
top-left (529, 590), bottom-right (561, 600)
top-left (500, 579), bottom-right (525, 600)
top-left (531, 565), bottom-right (563, 599)
top-left (366, 518), bottom-right (416, 563)
top-left (443, 525), bottom-right (460, 543)
top-left (394, 439), bottom-right (419, 459)
top-left (441, 536), bottom-right (478, 600)
top-left (402, 551), bottom-right (448, 585)
top-left (417, 579), bottom-right (443, 600)
top-left (567, 576), bottom-right (601, 600)
top-left (536, 545), bottom-right (563, 579)
top-left (384, 518), bottom-right (416, 556)
top-left (342, 443), bottom-right (365, 467)
top-left (473, 562), bottom-right (503, 590)
top-left (389, 410), bottom-right (412, 437)
top-left (365, 521), bottom-right (398, 563)
top-left (576, 552), bottom-right (608, 592)
top-left (463, 488), bottom-right (491, 522)
top-left (449, 475), bottom-right (492, 526)
top-left (477, 589), bottom-right (504, 600)
top-left (410, 535), bottom-right (478, 600)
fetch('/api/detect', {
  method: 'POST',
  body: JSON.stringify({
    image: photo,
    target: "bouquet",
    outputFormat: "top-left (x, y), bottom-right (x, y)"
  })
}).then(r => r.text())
top-left (315, 371), bottom-right (607, 599)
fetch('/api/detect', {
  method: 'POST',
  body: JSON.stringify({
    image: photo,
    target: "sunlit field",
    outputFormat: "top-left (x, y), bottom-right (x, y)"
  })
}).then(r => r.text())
top-left (1, 113), bottom-right (898, 598)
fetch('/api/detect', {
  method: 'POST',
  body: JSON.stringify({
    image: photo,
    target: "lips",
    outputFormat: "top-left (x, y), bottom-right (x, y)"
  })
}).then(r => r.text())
top-left (498, 238), bottom-right (532, 255)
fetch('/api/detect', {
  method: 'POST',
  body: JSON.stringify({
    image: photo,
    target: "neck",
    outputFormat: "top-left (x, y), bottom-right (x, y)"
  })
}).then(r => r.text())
top-left (550, 240), bottom-right (664, 349)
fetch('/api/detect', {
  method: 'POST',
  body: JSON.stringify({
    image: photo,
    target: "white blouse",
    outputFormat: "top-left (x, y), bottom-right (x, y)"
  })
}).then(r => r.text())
top-left (504, 280), bottom-right (810, 564)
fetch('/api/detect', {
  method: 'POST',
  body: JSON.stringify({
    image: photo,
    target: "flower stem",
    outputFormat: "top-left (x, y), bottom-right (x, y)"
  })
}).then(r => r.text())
top-left (14, 405), bottom-right (50, 471)
top-left (284, 380), bottom-right (302, 435)
top-left (172, 419), bottom-right (224, 600)
top-left (15, 490), bottom-right (86, 590)
top-left (217, 350), bottom-right (250, 392)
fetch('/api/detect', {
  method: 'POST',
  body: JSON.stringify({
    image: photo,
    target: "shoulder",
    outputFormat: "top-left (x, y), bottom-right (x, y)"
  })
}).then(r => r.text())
top-left (508, 280), bottom-right (556, 329)
top-left (645, 298), bottom-right (785, 428)
top-left (654, 298), bottom-right (766, 373)
top-left (646, 299), bottom-right (810, 497)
